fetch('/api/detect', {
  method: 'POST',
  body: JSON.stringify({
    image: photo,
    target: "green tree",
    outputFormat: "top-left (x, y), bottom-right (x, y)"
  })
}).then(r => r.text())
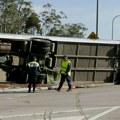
top-left (25, 12), bottom-right (40, 34)
top-left (49, 23), bottom-right (87, 38)
top-left (0, 0), bottom-right (34, 34)
top-left (0, 1), bottom-right (88, 37)
top-left (39, 3), bottom-right (67, 36)
top-left (0, 0), bottom-right (19, 33)
top-left (40, 3), bottom-right (87, 38)
top-left (17, 0), bottom-right (33, 33)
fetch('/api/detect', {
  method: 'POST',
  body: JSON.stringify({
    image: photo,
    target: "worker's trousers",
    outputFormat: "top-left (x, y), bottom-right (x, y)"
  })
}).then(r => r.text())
top-left (58, 74), bottom-right (72, 89)
top-left (28, 74), bottom-right (37, 92)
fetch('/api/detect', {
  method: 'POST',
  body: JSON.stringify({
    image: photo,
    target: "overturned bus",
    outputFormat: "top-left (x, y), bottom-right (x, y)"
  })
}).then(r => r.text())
top-left (0, 33), bottom-right (120, 84)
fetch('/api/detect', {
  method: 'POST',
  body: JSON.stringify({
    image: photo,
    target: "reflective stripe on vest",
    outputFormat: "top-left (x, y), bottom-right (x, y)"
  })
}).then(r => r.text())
top-left (27, 61), bottom-right (39, 75)
top-left (61, 60), bottom-right (71, 76)
top-left (28, 61), bottom-right (39, 67)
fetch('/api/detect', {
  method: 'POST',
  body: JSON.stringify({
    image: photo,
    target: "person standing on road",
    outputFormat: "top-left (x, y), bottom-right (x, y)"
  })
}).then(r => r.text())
top-left (27, 56), bottom-right (40, 93)
top-left (57, 55), bottom-right (72, 92)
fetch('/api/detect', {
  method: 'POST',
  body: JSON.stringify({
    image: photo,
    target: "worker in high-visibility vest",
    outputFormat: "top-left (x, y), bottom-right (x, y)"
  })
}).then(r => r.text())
top-left (27, 56), bottom-right (41, 93)
top-left (57, 55), bottom-right (72, 92)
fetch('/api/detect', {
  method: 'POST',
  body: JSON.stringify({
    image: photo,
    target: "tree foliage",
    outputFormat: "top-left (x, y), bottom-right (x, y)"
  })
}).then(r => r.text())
top-left (39, 3), bottom-right (87, 37)
top-left (49, 23), bottom-right (87, 38)
top-left (39, 3), bottom-right (67, 36)
top-left (17, 0), bottom-right (33, 33)
top-left (0, 1), bottom-right (88, 38)
top-left (25, 12), bottom-right (40, 34)
top-left (0, 0), bottom-right (19, 33)
top-left (0, 0), bottom-right (35, 33)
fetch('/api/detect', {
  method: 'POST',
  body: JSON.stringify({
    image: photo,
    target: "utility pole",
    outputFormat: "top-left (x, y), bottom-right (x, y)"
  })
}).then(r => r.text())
top-left (96, 0), bottom-right (99, 37)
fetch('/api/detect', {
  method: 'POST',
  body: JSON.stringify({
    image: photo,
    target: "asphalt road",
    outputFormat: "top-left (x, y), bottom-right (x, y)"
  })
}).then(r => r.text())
top-left (0, 84), bottom-right (120, 120)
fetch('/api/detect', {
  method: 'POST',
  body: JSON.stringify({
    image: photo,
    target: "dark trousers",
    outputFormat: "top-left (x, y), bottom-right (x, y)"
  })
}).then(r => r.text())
top-left (58, 74), bottom-right (72, 90)
top-left (28, 74), bottom-right (37, 92)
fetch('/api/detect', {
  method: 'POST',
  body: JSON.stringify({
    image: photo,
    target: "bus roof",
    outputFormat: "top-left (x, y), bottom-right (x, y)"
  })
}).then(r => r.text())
top-left (0, 33), bottom-right (120, 44)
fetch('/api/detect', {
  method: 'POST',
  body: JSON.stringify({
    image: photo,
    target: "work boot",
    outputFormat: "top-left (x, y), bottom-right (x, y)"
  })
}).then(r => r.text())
top-left (33, 88), bottom-right (35, 93)
top-left (28, 86), bottom-right (31, 93)
top-left (28, 89), bottom-right (31, 93)
top-left (66, 88), bottom-right (72, 92)
top-left (67, 85), bottom-right (72, 92)
top-left (56, 88), bottom-right (60, 92)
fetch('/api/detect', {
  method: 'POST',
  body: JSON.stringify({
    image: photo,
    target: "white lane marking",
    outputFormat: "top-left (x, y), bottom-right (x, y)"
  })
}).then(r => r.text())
top-left (88, 106), bottom-right (120, 120)
top-left (6, 98), bottom-right (13, 100)
top-left (0, 106), bottom-right (119, 119)
top-left (4, 95), bottom-right (27, 100)
top-left (53, 116), bottom-right (84, 120)
top-left (18, 94), bottom-right (28, 97)
top-left (0, 113), bottom-right (43, 118)
top-left (48, 106), bottom-right (118, 114)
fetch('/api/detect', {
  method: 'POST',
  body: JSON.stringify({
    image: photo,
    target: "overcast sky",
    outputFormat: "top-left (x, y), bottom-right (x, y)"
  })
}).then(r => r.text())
top-left (27, 0), bottom-right (120, 40)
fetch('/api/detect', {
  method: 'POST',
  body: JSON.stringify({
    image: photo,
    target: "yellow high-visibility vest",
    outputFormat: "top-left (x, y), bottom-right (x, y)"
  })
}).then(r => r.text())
top-left (61, 60), bottom-right (71, 76)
